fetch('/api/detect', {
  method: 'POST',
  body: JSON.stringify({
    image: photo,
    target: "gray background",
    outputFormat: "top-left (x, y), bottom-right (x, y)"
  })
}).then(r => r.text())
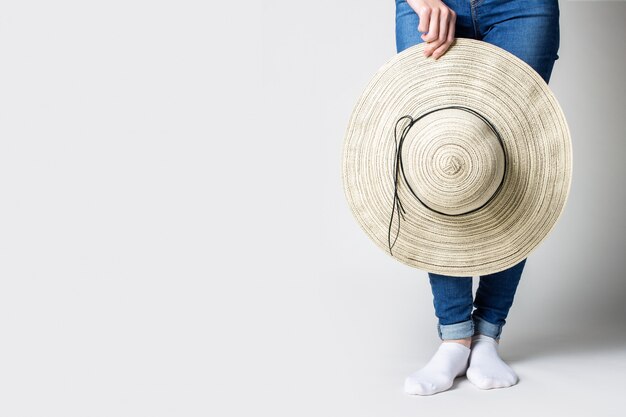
top-left (0, 1), bottom-right (624, 415)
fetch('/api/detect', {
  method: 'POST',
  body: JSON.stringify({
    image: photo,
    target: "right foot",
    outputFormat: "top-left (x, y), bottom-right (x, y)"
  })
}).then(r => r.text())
top-left (404, 342), bottom-right (471, 396)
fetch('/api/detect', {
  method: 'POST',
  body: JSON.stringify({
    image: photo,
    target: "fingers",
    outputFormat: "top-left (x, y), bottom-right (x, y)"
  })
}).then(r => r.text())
top-left (425, 8), bottom-right (440, 45)
top-left (435, 10), bottom-right (449, 51)
top-left (431, 10), bottom-right (456, 59)
top-left (431, 24), bottom-right (455, 60)
top-left (416, 6), bottom-right (431, 35)
top-left (417, 4), bottom-right (456, 60)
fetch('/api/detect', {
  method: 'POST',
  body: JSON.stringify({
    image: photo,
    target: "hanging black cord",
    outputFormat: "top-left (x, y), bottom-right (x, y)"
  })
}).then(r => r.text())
top-left (387, 106), bottom-right (507, 256)
top-left (388, 115), bottom-right (415, 255)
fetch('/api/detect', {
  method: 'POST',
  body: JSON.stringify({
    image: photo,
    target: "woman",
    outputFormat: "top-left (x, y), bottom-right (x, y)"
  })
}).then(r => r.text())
top-left (395, 0), bottom-right (560, 395)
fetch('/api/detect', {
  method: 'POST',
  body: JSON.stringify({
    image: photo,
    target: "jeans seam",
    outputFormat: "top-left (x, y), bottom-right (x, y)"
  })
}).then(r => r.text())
top-left (469, 0), bottom-right (481, 38)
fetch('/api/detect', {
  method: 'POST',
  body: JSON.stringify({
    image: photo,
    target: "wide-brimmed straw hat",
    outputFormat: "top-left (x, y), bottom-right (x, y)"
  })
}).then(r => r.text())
top-left (342, 38), bottom-right (572, 277)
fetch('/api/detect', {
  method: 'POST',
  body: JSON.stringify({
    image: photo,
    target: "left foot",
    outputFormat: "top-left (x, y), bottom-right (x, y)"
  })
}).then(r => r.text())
top-left (466, 334), bottom-right (519, 389)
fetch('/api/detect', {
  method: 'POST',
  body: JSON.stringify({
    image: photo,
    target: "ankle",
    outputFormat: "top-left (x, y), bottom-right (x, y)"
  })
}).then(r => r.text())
top-left (443, 337), bottom-right (472, 349)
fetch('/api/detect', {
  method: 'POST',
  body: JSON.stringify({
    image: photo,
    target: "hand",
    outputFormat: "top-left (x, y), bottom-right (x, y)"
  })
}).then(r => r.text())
top-left (406, 0), bottom-right (456, 60)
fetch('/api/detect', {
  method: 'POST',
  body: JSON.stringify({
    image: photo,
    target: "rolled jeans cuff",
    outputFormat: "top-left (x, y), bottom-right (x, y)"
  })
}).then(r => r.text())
top-left (437, 319), bottom-right (474, 340)
top-left (472, 315), bottom-right (503, 341)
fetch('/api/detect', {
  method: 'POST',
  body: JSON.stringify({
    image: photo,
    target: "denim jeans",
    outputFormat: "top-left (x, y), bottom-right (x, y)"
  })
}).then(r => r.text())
top-left (395, 0), bottom-right (560, 341)
top-left (395, 0), bottom-right (560, 83)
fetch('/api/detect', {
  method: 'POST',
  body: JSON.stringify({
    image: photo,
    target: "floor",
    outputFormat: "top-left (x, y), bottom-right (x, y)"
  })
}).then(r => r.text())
top-left (240, 325), bottom-right (626, 417)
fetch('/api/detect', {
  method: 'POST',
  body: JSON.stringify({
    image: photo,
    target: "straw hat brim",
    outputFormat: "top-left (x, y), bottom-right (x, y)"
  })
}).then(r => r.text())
top-left (342, 38), bottom-right (572, 276)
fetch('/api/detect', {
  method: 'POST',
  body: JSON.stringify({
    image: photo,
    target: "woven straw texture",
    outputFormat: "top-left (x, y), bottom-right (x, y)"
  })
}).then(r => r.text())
top-left (342, 38), bottom-right (572, 276)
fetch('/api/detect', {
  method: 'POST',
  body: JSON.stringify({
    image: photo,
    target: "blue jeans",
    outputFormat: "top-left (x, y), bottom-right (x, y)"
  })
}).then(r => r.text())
top-left (395, 0), bottom-right (560, 83)
top-left (395, 0), bottom-right (560, 341)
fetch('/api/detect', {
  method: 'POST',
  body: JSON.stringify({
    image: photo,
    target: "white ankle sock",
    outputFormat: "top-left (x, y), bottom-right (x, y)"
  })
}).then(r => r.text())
top-left (404, 342), bottom-right (470, 395)
top-left (466, 334), bottom-right (519, 389)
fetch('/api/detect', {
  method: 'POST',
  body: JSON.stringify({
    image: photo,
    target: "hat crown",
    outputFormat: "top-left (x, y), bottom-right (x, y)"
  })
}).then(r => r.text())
top-left (401, 108), bottom-right (505, 216)
top-left (441, 154), bottom-right (464, 176)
